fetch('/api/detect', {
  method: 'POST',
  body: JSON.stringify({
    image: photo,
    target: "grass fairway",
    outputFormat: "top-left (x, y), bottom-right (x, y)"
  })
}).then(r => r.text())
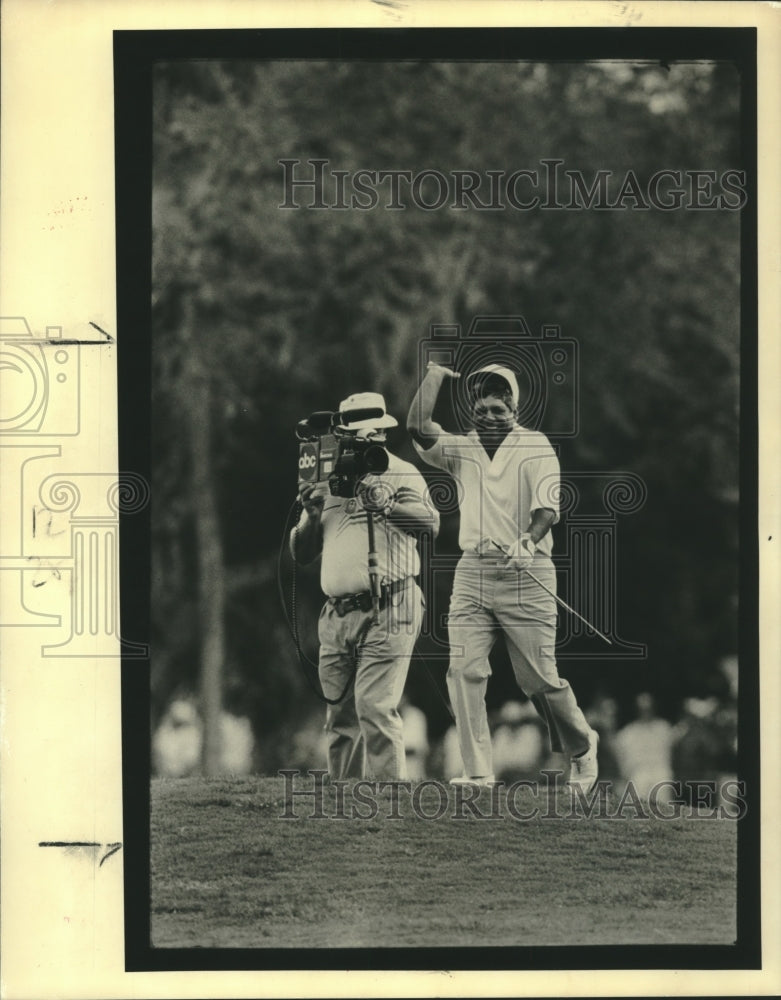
top-left (150, 775), bottom-right (737, 949)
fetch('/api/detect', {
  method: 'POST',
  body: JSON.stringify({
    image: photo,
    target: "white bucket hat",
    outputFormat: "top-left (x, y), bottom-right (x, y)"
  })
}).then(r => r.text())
top-left (465, 364), bottom-right (520, 408)
top-left (335, 391), bottom-right (399, 431)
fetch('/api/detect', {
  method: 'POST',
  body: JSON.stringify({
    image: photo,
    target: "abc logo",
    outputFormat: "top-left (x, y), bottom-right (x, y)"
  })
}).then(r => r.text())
top-left (298, 444), bottom-right (318, 481)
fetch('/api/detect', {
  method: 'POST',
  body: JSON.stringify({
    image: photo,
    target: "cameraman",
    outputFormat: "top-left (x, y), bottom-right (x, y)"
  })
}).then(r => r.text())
top-left (291, 392), bottom-right (439, 782)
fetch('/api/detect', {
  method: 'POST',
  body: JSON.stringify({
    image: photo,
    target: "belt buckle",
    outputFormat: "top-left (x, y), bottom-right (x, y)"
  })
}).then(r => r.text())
top-left (333, 592), bottom-right (367, 616)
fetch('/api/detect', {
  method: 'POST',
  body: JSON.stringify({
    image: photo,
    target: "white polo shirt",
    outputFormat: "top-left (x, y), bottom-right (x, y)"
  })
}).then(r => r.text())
top-left (314, 453), bottom-right (432, 597)
top-left (413, 426), bottom-right (560, 556)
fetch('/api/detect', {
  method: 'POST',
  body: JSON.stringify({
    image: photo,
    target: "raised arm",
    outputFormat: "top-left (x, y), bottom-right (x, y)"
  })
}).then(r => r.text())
top-left (406, 363), bottom-right (460, 448)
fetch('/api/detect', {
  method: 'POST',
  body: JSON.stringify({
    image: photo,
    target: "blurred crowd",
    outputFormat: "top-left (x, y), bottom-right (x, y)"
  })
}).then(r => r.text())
top-left (153, 656), bottom-right (738, 806)
top-left (152, 699), bottom-right (255, 778)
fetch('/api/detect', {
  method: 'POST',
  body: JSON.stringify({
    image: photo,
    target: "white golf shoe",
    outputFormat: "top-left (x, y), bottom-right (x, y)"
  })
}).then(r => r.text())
top-left (568, 730), bottom-right (599, 795)
top-left (449, 774), bottom-right (497, 787)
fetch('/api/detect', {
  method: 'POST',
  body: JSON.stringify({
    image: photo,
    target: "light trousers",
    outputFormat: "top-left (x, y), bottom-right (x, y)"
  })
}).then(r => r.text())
top-left (318, 583), bottom-right (424, 781)
top-left (447, 552), bottom-right (591, 778)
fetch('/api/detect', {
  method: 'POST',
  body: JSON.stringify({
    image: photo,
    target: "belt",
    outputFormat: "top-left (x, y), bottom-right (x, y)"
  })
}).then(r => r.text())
top-left (330, 577), bottom-right (413, 617)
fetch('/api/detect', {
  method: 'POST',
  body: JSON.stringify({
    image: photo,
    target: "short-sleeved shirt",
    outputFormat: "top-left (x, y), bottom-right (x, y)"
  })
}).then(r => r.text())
top-left (313, 453), bottom-right (433, 597)
top-left (413, 426), bottom-right (560, 556)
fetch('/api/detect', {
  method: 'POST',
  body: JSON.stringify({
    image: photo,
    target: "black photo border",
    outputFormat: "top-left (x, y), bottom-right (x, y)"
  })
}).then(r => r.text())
top-left (116, 26), bottom-right (760, 973)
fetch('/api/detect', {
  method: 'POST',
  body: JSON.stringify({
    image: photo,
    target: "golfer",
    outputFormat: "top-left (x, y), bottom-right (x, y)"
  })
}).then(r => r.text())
top-left (407, 363), bottom-right (598, 792)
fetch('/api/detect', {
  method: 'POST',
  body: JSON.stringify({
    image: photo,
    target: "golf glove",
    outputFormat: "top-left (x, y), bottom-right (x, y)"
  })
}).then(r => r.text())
top-left (505, 532), bottom-right (536, 570)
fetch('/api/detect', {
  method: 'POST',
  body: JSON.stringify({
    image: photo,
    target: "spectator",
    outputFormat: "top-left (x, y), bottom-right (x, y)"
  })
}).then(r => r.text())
top-left (219, 712), bottom-right (255, 775)
top-left (399, 694), bottom-right (430, 779)
top-left (153, 698), bottom-right (202, 777)
top-left (491, 699), bottom-right (546, 782)
top-left (672, 695), bottom-right (723, 807)
top-left (614, 692), bottom-right (675, 800)
top-left (714, 655), bottom-right (739, 786)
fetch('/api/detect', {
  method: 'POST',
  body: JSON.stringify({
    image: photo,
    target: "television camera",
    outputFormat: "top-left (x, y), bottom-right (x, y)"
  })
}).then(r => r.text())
top-left (296, 409), bottom-right (393, 511)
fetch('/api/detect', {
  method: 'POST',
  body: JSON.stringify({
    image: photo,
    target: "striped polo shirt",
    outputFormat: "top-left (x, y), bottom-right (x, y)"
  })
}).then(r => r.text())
top-left (317, 453), bottom-right (434, 597)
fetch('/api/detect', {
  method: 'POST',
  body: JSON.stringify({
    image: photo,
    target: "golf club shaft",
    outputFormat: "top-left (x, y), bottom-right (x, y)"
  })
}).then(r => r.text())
top-left (524, 569), bottom-right (613, 646)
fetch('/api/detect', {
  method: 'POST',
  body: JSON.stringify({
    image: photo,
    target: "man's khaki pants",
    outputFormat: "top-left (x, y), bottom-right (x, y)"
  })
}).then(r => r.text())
top-left (447, 552), bottom-right (591, 778)
top-left (318, 583), bottom-right (424, 781)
